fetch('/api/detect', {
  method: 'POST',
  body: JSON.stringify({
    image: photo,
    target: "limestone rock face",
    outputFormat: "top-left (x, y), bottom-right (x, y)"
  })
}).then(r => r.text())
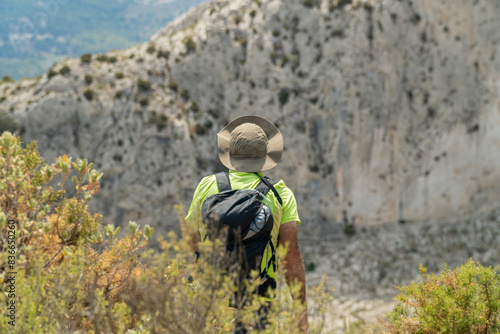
top-left (1, 0), bottom-right (500, 239)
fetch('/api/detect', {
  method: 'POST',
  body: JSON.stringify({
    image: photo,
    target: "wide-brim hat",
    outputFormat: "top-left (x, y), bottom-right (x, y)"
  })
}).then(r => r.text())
top-left (217, 115), bottom-right (284, 172)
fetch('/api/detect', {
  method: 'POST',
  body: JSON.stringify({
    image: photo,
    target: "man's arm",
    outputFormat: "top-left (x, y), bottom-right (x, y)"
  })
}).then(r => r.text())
top-left (279, 221), bottom-right (307, 331)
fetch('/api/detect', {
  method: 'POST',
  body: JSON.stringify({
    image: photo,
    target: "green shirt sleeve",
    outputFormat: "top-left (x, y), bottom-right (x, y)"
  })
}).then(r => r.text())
top-left (185, 175), bottom-right (216, 231)
top-left (274, 180), bottom-right (301, 225)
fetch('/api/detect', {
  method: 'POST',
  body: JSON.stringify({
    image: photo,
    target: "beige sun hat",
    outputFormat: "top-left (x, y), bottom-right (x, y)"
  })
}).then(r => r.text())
top-left (217, 115), bottom-right (284, 173)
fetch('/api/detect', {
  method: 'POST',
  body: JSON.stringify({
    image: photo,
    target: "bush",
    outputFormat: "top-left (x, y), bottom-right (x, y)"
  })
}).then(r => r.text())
top-left (47, 68), bottom-right (58, 79)
top-left (0, 133), bottom-right (334, 333)
top-left (59, 65), bottom-right (71, 76)
top-left (180, 89), bottom-right (190, 101)
top-left (1, 75), bottom-right (15, 83)
top-left (115, 72), bottom-right (124, 79)
top-left (157, 49), bottom-right (170, 59)
top-left (146, 43), bottom-right (156, 54)
top-left (83, 89), bottom-right (95, 101)
top-left (137, 78), bottom-right (152, 92)
top-left (84, 74), bottom-right (93, 85)
top-left (303, 0), bottom-right (320, 8)
top-left (183, 36), bottom-right (197, 55)
top-left (80, 54), bottom-right (92, 64)
top-left (139, 97), bottom-right (149, 107)
top-left (0, 132), bottom-right (152, 332)
top-left (96, 54), bottom-right (118, 63)
top-left (0, 111), bottom-right (17, 133)
top-left (385, 260), bottom-right (500, 333)
top-left (279, 89), bottom-right (290, 106)
top-left (168, 80), bottom-right (178, 92)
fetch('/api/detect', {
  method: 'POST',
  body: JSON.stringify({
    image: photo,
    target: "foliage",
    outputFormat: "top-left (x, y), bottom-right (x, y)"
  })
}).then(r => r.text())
top-left (47, 68), bottom-right (58, 79)
top-left (1, 75), bottom-right (15, 84)
top-left (181, 89), bottom-right (190, 101)
top-left (137, 78), bottom-right (152, 93)
top-left (83, 89), bottom-right (96, 101)
top-left (279, 89), bottom-right (290, 106)
top-left (168, 80), bottom-right (179, 92)
top-left (0, 112), bottom-right (18, 133)
top-left (0, 132), bottom-right (150, 332)
top-left (96, 55), bottom-right (118, 63)
top-left (84, 74), bottom-right (94, 85)
top-left (385, 260), bottom-right (500, 333)
top-left (303, 0), bottom-right (321, 8)
top-left (183, 36), bottom-right (197, 55)
top-left (157, 49), bottom-right (171, 59)
top-left (146, 43), bottom-right (156, 55)
top-left (0, 132), bottom-right (334, 333)
top-left (81, 54), bottom-right (93, 64)
top-left (59, 65), bottom-right (71, 76)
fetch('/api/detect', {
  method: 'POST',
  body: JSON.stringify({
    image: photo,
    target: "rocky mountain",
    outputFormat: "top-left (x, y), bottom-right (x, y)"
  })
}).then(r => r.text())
top-left (1, 0), bottom-right (500, 244)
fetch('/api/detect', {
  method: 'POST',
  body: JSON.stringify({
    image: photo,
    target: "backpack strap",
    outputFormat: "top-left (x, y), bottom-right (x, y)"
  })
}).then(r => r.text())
top-left (215, 170), bottom-right (231, 192)
top-left (254, 173), bottom-right (283, 206)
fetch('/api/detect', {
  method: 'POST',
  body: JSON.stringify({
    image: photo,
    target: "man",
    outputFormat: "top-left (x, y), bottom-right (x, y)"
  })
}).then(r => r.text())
top-left (185, 115), bottom-right (307, 332)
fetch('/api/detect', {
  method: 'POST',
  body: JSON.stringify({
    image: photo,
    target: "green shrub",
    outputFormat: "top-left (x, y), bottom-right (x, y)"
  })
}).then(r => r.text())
top-left (115, 90), bottom-right (123, 98)
top-left (59, 66), bottom-right (71, 76)
top-left (83, 89), bottom-right (95, 101)
top-left (386, 260), bottom-right (500, 333)
top-left (279, 89), bottom-right (290, 106)
top-left (180, 89), bottom-right (190, 101)
top-left (0, 132), bottom-right (334, 333)
top-left (115, 72), bottom-right (124, 79)
top-left (47, 68), bottom-right (58, 79)
top-left (96, 54), bottom-right (118, 63)
top-left (139, 97), bottom-right (149, 107)
top-left (194, 123), bottom-right (207, 135)
top-left (156, 114), bottom-right (168, 131)
top-left (146, 43), bottom-right (156, 54)
top-left (168, 80), bottom-right (178, 92)
top-left (303, 0), bottom-right (320, 8)
top-left (0, 111), bottom-right (17, 133)
top-left (80, 53), bottom-right (92, 64)
top-left (190, 102), bottom-right (200, 113)
top-left (137, 78), bottom-right (152, 92)
top-left (84, 74), bottom-right (93, 85)
top-left (157, 49), bottom-right (170, 59)
top-left (1, 75), bottom-right (15, 83)
top-left (183, 36), bottom-right (197, 55)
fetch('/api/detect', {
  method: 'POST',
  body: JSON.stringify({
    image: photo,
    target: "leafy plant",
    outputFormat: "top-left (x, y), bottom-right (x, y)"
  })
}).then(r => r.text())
top-left (183, 36), bottom-right (197, 55)
top-left (0, 133), bottom-right (334, 333)
top-left (80, 53), bottom-right (92, 64)
top-left (59, 65), bottom-right (71, 76)
top-left (385, 260), bottom-right (500, 333)
top-left (83, 89), bottom-right (95, 101)
top-left (1, 75), bottom-right (15, 83)
top-left (84, 74), bottom-right (93, 85)
top-left (137, 78), bottom-right (152, 93)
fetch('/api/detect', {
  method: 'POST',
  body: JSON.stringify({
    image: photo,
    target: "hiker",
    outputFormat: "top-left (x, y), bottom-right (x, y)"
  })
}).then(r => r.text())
top-left (185, 115), bottom-right (308, 332)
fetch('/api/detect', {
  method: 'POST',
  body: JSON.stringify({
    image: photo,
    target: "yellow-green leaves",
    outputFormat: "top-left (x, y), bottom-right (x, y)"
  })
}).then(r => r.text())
top-left (144, 224), bottom-right (154, 240)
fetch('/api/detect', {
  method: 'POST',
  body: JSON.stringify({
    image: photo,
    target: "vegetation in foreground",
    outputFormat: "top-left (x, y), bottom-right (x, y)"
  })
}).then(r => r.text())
top-left (0, 131), bottom-right (498, 333)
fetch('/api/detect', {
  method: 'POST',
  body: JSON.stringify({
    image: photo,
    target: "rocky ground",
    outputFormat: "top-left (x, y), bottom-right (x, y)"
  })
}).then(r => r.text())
top-left (303, 208), bottom-right (500, 332)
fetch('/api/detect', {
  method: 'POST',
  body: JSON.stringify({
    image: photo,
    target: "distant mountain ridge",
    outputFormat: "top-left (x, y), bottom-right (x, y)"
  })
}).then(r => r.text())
top-left (0, 0), bottom-right (207, 79)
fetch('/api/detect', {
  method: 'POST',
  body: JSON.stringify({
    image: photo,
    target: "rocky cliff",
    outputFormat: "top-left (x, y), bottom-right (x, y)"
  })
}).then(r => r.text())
top-left (1, 0), bottom-right (499, 241)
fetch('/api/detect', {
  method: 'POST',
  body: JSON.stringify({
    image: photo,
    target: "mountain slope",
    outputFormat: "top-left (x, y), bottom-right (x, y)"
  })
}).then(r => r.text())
top-left (1, 0), bottom-right (500, 241)
top-left (0, 0), bottom-right (207, 79)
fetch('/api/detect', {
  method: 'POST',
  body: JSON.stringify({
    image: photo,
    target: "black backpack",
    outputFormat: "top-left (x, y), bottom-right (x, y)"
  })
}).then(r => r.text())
top-left (201, 171), bottom-right (283, 301)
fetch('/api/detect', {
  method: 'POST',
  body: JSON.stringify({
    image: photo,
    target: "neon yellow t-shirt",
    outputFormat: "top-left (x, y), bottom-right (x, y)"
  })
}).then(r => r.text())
top-left (185, 170), bottom-right (301, 279)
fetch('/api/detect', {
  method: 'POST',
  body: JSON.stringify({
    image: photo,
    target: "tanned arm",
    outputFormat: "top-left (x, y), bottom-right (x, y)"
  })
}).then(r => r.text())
top-left (279, 221), bottom-right (307, 332)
